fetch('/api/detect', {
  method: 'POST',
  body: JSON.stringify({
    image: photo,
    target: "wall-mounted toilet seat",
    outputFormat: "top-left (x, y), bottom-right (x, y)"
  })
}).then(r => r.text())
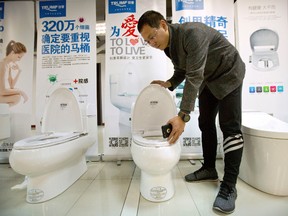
top-left (249, 29), bottom-right (279, 71)
top-left (13, 132), bottom-right (84, 150)
top-left (133, 134), bottom-right (169, 147)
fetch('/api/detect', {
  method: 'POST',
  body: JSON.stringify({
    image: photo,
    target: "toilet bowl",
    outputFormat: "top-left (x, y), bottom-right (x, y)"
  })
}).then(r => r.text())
top-left (0, 103), bottom-right (10, 142)
top-left (131, 84), bottom-right (181, 202)
top-left (249, 29), bottom-right (279, 71)
top-left (239, 111), bottom-right (288, 196)
top-left (0, 103), bottom-right (10, 163)
top-left (9, 88), bottom-right (96, 203)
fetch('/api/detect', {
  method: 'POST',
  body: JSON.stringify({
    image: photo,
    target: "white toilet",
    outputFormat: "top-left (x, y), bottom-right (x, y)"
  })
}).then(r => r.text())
top-left (131, 84), bottom-right (181, 202)
top-left (110, 62), bottom-right (140, 126)
top-left (239, 111), bottom-right (288, 196)
top-left (9, 88), bottom-right (96, 203)
top-left (0, 103), bottom-right (10, 144)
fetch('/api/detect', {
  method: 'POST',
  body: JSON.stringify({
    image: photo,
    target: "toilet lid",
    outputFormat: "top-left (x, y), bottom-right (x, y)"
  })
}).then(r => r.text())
top-left (42, 88), bottom-right (83, 133)
top-left (13, 132), bottom-right (82, 150)
top-left (131, 84), bottom-right (177, 134)
top-left (250, 29), bottom-right (279, 51)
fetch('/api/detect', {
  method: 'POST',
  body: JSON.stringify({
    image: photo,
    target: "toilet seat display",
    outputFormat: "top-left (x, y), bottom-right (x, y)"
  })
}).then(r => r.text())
top-left (249, 28), bottom-right (279, 71)
top-left (13, 132), bottom-right (83, 150)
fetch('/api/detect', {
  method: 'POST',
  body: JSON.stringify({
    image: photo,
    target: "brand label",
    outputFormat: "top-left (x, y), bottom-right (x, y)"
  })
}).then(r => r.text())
top-left (175, 0), bottom-right (204, 11)
top-left (39, 0), bottom-right (66, 18)
top-left (109, 0), bottom-right (136, 14)
top-left (150, 186), bottom-right (167, 200)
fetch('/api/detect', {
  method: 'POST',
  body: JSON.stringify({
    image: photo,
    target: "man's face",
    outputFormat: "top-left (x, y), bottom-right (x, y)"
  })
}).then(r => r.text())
top-left (140, 20), bottom-right (169, 50)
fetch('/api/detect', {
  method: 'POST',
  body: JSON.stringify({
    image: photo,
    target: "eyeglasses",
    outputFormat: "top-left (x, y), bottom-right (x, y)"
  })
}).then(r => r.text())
top-left (145, 29), bottom-right (158, 45)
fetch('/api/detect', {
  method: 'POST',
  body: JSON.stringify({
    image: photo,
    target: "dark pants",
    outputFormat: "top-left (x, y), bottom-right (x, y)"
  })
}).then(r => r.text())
top-left (198, 85), bottom-right (244, 186)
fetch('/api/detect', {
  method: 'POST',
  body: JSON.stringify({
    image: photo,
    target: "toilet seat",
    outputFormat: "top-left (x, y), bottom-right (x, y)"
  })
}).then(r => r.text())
top-left (13, 132), bottom-right (84, 150)
top-left (133, 134), bottom-right (170, 147)
top-left (131, 84), bottom-right (177, 147)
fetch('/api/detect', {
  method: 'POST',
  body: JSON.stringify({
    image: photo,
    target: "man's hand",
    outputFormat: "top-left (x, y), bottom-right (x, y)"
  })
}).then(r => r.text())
top-left (166, 116), bottom-right (185, 144)
top-left (151, 80), bottom-right (172, 88)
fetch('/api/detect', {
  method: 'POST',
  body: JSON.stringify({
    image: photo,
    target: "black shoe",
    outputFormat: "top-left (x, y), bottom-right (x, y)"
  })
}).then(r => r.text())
top-left (213, 182), bottom-right (237, 214)
top-left (185, 164), bottom-right (218, 182)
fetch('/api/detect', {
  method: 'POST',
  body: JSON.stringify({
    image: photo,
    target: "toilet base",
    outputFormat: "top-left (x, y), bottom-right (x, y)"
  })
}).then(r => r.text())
top-left (26, 157), bottom-right (87, 203)
top-left (140, 171), bottom-right (174, 202)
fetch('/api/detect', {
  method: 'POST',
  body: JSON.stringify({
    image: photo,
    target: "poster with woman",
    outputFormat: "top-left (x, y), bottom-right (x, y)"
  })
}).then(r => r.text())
top-left (0, 2), bottom-right (34, 162)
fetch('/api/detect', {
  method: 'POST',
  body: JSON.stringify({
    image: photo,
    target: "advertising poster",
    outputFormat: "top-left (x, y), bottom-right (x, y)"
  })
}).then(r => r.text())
top-left (104, 0), bottom-right (167, 159)
top-left (236, 0), bottom-right (288, 122)
top-left (0, 1), bottom-right (34, 162)
top-left (171, 0), bottom-right (234, 157)
top-left (36, 0), bottom-right (98, 158)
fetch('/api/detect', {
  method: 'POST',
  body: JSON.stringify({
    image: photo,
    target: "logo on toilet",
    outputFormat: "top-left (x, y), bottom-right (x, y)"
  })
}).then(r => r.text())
top-left (149, 100), bottom-right (158, 108)
top-left (150, 186), bottom-right (167, 200)
top-left (60, 103), bottom-right (68, 110)
top-left (27, 189), bottom-right (44, 203)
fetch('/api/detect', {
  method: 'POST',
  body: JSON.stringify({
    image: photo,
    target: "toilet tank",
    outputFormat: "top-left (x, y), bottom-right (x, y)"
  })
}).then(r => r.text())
top-left (0, 103), bottom-right (10, 140)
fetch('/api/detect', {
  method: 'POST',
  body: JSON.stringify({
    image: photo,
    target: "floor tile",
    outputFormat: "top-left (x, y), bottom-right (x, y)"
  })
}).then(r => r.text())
top-left (0, 178), bottom-right (92, 216)
top-left (95, 161), bottom-right (135, 180)
top-left (66, 179), bottom-right (131, 216)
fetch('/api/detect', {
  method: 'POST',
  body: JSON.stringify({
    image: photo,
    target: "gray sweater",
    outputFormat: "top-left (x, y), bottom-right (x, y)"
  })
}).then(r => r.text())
top-left (165, 22), bottom-right (245, 112)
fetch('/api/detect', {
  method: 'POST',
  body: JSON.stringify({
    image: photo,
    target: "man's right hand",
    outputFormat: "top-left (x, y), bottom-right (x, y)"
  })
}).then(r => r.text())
top-left (151, 80), bottom-right (171, 88)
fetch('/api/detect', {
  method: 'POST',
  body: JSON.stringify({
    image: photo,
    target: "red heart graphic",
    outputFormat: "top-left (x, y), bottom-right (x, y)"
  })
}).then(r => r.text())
top-left (130, 38), bottom-right (139, 46)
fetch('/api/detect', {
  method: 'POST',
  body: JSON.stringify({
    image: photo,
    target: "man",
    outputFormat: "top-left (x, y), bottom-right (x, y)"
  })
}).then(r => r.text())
top-left (137, 10), bottom-right (245, 214)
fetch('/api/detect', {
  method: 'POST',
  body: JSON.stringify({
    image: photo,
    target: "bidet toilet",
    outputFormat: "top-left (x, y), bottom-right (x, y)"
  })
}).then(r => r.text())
top-left (239, 111), bottom-right (288, 196)
top-left (110, 62), bottom-right (141, 126)
top-left (9, 88), bottom-right (96, 203)
top-left (249, 29), bottom-right (279, 71)
top-left (131, 84), bottom-right (181, 202)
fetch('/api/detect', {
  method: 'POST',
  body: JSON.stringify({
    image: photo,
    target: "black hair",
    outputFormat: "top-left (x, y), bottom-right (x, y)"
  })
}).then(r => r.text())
top-left (137, 10), bottom-right (167, 33)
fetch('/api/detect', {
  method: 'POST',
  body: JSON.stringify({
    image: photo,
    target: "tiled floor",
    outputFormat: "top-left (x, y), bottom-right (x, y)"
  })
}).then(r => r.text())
top-left (1, 159), bottom-right (288, 216)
